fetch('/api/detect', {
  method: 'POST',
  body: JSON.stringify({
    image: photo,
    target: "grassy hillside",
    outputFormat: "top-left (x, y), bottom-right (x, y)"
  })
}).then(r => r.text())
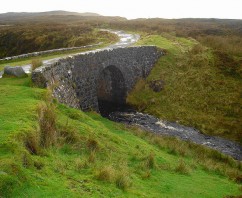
top-left (109, 18), bottom-right (242, 57)
top-left (0, 77), bottom-right (241, 197)
top-left (128, 33), bottom-right (242, 144)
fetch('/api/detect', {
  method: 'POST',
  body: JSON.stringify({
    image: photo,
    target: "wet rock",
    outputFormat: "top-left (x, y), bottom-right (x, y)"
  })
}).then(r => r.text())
top-left (149, 80), bottom-right (165, 92)
top-left (4, 66), bottom-right (28, 78)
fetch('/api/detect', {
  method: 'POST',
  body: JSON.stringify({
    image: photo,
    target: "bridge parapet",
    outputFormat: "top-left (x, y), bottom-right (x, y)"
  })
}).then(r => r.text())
top-left (32, 46), bottom-right (163, 111)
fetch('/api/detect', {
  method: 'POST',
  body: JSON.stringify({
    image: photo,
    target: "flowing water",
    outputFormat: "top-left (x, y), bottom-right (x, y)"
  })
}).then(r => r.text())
top-left (107, 109), bottom-right (242, 160)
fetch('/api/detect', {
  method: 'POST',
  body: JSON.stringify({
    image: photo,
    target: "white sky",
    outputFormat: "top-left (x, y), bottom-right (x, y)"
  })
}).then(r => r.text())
top-left (0, 0), bottom-right (242, 19)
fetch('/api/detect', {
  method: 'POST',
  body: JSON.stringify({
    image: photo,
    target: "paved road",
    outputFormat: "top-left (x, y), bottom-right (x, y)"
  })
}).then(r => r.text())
top-left (0, 30), bottom-right (140, 78)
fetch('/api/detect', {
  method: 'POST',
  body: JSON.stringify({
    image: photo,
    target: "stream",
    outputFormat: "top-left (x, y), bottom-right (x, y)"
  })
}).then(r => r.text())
top-left (108, 109), bottom-right (242, 161)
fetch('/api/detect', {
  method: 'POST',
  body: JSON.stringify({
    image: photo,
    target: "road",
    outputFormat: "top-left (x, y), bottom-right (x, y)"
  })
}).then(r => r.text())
top-left (0, 30), bottom-right (140, 78)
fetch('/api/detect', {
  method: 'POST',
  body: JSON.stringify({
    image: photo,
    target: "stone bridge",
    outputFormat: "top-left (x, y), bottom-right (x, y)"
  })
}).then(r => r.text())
top-left (32, 46), bottom-right (163, 112)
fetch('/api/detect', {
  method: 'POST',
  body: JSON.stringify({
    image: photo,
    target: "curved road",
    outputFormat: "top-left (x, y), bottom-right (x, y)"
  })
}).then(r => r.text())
top-left (0, 30), bottom-right (140, 78)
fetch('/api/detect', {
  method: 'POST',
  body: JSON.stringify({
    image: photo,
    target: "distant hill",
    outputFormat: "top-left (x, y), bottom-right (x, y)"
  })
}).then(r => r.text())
top-left (0, 11), bottom-right (104, 23)
top-left (0, 10), bottom-right (101, 18)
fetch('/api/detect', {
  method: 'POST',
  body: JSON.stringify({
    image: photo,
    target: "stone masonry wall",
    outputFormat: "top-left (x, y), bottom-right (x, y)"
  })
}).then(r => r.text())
top-left (32, 46), bottom-right (163, 111)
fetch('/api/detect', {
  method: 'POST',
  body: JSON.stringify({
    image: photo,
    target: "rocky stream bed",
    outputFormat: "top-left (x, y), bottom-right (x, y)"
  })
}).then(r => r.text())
top-left (107, 110), bottom-right (242, 161)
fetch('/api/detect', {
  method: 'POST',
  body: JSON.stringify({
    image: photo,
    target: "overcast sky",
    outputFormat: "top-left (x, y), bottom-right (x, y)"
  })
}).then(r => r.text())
top-left (1, 0), bottom-right (242, 19)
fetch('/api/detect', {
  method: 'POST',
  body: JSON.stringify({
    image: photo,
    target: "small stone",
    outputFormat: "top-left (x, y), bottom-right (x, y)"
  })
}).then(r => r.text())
top-left (149, 80), bottom-right (165, 92)
top-left (4, 66), bottom-right (27, 78)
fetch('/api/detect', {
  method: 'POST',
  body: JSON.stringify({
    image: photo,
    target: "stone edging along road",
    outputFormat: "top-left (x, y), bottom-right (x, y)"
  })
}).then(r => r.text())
top-left (0, 30), bottom-right (140, 78)
top-left (0, 29), bottom-right (140, 62)
top-left (0, 43), bottom-right (103, 61)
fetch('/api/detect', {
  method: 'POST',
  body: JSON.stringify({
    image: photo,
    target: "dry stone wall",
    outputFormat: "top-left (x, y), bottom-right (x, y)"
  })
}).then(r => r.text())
top-left (0, 43), bottom-right (102, 61)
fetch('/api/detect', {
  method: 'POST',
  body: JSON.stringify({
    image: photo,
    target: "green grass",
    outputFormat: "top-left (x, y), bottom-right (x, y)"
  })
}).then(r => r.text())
top-left (128, 33), bottom-right (242, 143)
top-left (0, 76), bottom-right (241, 197)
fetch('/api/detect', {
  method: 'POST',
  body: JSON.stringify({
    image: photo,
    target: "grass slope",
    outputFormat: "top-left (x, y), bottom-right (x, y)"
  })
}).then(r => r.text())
top-left (0, 77), bottom-right (241, 197)
top-left (128, 33), bottom-right (242, 143)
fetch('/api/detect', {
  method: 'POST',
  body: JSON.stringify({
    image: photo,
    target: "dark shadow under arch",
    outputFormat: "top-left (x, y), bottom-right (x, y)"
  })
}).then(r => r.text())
top-left (97, 65), bottom-right (127, 116)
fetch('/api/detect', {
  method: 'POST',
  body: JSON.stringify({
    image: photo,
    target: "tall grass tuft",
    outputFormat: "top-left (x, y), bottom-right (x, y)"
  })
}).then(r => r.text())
top-left (115, 170), bottom-right (132, 191)
top-left (97, 165), bottom-right (115, 182)
top-left (87, 138), bottom-right (99, 152)
top-left (37, 88), bottom-right (57, 148)
top-left (58, 124), bottom-right (80, 144)
top-left (37, 102), bottom-right (57, 148)
top-left (88, 151), bottom-right (96, 163)
top-left (190, 43), bottom-right (205, 55)
top-left (175, 159), bottom-right (191, 175)
top-left (25, 132), bottom-right (40, 155)
top-left (31, 58), bottom-right (43, 70)
top-left (141, 170), bottom-right (151, 179)
top-left (22, 152), bottom-right (33, 168)
top-left (143, 152), bottom-right (156, 170)
top-left (75, 158), bottom-right (89, 171)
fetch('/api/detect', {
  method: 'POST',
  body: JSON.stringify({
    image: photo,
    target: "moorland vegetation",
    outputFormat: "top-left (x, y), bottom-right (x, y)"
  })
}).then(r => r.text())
top-left (0, 13), bottom-right (241, 197)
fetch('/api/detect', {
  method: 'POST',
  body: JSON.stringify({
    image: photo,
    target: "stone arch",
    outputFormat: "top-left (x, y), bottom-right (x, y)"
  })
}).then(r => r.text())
top-left (32, 46), bottom-right (163, 112)
top-left (97, 65), bottom-right (127, 115)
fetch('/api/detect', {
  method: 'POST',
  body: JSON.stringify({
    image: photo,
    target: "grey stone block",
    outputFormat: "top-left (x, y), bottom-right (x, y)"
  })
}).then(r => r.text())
top-left (4, 66), bottom-right (28, 78)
